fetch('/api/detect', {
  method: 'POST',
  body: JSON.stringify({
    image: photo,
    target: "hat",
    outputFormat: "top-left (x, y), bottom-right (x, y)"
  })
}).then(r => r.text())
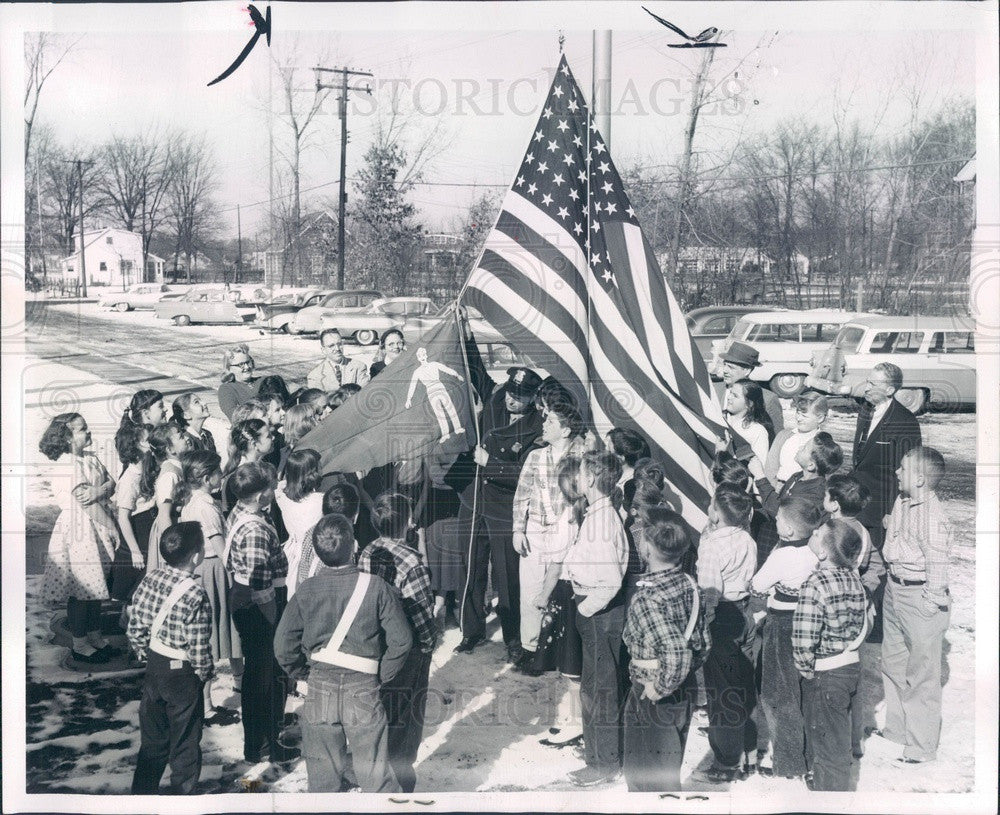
top-left (721, 341), bottom-right (760, 369)
top-left (505, 367), bottom-right (542, 400)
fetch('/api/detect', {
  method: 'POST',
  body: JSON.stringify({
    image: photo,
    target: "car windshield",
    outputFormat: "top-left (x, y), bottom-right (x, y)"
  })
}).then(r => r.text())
top-left (834, 326), bottom-right (866, 353)
top-left (728, 319), bottom-right (752, 340)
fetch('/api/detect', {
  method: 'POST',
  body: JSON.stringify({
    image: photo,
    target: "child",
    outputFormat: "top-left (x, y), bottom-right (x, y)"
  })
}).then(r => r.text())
top-left (221, 419), bottom-right (274, 515)
top-left (723, 380), bottom-right (775, 464)
top-left (622, 506), bottom-right (711, 792)
top-left (128, 521), bottom-right (213, 794)
top-left (562, 451), bottom-right (629, 787)
top-left (879, 446), bottom-right (952, 764)
top-left (358, 492), bottom-right (437, 793)
top-left (274, 514), bottom-right (412, 793)
top-left (141, 423), bottom-right (195, 573)
top-left (824, 474), bottom-right (883, 598)
top-left (297, 482), bottom-right (362, 585)
top-left (792, 519), bottom-right (869, 791)
top-left (39, 413), bottom-right (121, 664)
top-left (275, 449), bottom-right (325, 596)
top-left (750, 493), bottom-right (824, 779)
top-left (277, 404), bottom-right (319, 475)
top-left (174, 450), bottom-right (243, 717)
top-left (224, 461), bottom-right (295, 764)
top-left (750, 431), bottom-right (843, 563)
top-left (764, 391), bottom-right (829, 488)
top-left (172, 393), bottom-right (216, 453)
top-left (110, 421), bottom-right (155, 603)
top-left (512, 401), bottom-right (585, 668)
top-left (696, 483), bottom-right (758, 783)
top-left (606, 428), bottom-right (650, 489)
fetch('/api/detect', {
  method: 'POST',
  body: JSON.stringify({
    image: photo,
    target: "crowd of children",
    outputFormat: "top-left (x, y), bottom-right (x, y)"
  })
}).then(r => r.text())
top-left (36, 346), bottom-right (954, 794)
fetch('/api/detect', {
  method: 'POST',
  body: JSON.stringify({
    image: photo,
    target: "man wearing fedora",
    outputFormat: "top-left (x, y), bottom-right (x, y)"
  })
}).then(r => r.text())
top-left (715, 341), bottom-right (785, 433)
top-left (453, 367), bottom-right (544, 661)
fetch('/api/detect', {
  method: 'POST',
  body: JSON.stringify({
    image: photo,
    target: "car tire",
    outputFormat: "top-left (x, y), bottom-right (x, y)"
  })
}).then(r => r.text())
top-left (769, 373), bottom-right (807, 399)
top-left (895, 387), bottom-right (928, 416)
top-left (174, 315), bottom-right (191, 327)
top-left (114, 302), bottom-right (130, 313)
top-left (356, 329), bottom-right (377, 346)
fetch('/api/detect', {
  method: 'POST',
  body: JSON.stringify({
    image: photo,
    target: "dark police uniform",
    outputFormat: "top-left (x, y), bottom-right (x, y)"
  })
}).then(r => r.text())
top-left (455, 368), bottom-right (543, 654)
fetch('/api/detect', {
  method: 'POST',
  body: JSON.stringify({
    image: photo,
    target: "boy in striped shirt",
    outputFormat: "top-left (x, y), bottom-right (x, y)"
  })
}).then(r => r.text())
top-left (793, 519), bottom-right (869, 791)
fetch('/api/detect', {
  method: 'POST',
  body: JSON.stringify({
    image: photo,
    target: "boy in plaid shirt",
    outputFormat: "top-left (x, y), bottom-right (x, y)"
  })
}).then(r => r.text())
top-left (793, 520), bottom-right (869, 791)
top-left (358, 492), bottom-right (437, 793)
top-left (622, 506), bottom-right (711, 792)
top-left (128, 522), bottom-right (212, 794)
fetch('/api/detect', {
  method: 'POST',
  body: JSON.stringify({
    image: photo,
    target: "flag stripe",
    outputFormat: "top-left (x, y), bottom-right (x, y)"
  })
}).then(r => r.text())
top-left (494, 207), bottom-right (589, 302)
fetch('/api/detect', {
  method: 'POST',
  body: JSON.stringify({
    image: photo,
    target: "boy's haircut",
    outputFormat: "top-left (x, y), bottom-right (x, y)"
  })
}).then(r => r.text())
top-left (548, 400), bottom-right (584, 438)
top-left (230, 461), bottom-right (276, 502)
top-left (312, 513), bottom-right (356, 567)
top-left (873, 361), bottom-right (903, 392)
top-left (633, 457), bottom-right (665, 490)
top-left (811, 431), bottom-right (844, 476)
top-left (327, 385), bottom-right (360, 410)
top-left (284, 448), bottom-right (321, 502)
top-left (39, 412), bottom-right (83, 461)
top-left (159, 521), bottom-right (204, 566)
top-left (711, 451), bottom-right (751, 491)
top-left (777, 492), bottom-right (825, 537)
top-left (825, 473), bottom-right (871, 517)
top-left (606, 428), bottom-right (650, 467)
top-left (907, 446), bottom-right (946, 490)
top-left (322, 481), bottom-right (361, 519)
top-left (582, 450), bottom-right (623, 496)
top-left (535, 376), bottom-right (575, 413)
top-left (818, 519), bottom-right (863, 569)
top-left (372, 492), bottom-right (412, 539)
top-left (257, 374), bottom-right (291, 408)
top-left (294, 388), bottom-right (327, 411)
top-left (628, 479), bottom-right (666, 518)
top-left (713, 482), bottom-right (753, 529)
top-left (640, 505), bottom-right (690, 565)
top-left (794, 390), bottom-right (830, 417)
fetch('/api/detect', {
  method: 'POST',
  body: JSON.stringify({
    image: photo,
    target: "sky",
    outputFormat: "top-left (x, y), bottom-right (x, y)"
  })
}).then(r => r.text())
top-left (32, 23), bottom-right (976, 240)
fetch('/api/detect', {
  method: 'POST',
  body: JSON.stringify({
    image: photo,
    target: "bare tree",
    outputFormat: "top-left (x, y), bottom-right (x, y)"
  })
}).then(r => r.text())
top-left (167, 134), bottom-right (221, 283)
top-left (24, 33), bottom-right (80, 162)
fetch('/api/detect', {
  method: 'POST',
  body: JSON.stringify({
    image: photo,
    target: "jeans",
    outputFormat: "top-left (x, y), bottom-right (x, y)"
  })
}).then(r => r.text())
top-left (759, 610), bottom-right (806, 776)
top-left (577, 599), bottom-right (626, 772)
top-left (623, 680), bottom-right (693, 791)
top-left (380, 648), bottom-right (432, 793)
top-left (703, 599), bottom-right (758, 768)
top-left (802, 664), bottom-right (860, 791)
top-left (300, 665), bottom-right (400, 793)
top-left (881, 581), bottom-right (950, 760)
top-left (132, 652), bottom-right (204, 794)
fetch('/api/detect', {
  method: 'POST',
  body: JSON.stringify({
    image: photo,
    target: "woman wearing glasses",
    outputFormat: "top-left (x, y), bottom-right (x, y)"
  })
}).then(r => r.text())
top-left (218, 344), bottom-right (261, 421)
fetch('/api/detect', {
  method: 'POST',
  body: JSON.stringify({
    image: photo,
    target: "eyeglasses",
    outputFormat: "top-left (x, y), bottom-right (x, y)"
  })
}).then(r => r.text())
top-left (230, 359), bottom-right (253, 369)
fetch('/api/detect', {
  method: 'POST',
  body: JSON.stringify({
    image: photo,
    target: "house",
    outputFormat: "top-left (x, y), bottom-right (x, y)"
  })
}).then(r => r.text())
top-left (59, 227), bottom-right (165, 287)
top-left (264, 212), bottom-right (340, 287)
top-left (667, 245), bottom-right (810, 281)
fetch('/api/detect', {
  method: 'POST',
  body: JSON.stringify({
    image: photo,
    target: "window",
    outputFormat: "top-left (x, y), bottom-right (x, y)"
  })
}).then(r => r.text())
top-left (871, 331), bottom-right (924, 354)
top-left (702, 316), bottom-right (731, 334)
top-left (748, 323), bottom-right (796, 342)
top-left (835, 326), bottom-right (866, 353)
top-left (802, 323), bottom-right (843, 342)
top-left (106, 236), bottom-right (113, 245)
top-left (99, 261), bottom-right (108, 271)
top-left (208, 292), bottom-right (225, 302)
top-left (680, 259), bottom-right (698, 276)
top-left (729, 318), bottom-right (752, 340)
top-left (724, 258), bottom-right (740, 274)
top-left (931, 332), bottom-right (975, 353)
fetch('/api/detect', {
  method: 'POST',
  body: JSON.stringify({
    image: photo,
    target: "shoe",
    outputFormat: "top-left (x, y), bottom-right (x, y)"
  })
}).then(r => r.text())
top-left (268, 743), bottom-right (301, 763)
top-left (454, 635), bottom-right (483, 654)
top-left (70, 648), bottom-right (110, 664)
top-left (695, 764), bottom-right (743, 784)
top-left (515, 649), bottom-right (536, 667)
top-left (852, 747), bottom-right (865, 759)
top-left (506, 643), bottom-right (525, 664)
top-left (513, 662), bottom-right (544, 678)
top-left (893, 756), bottom-right (934, 766)
top-left (94, 643), bottom-right (124, 659)
top-left (756, 764), bottom-right (774, 778)
top-left (568, 765), bottom-right (618, 787)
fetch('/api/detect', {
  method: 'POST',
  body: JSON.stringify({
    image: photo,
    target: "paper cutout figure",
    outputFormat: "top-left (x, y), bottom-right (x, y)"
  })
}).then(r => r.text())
top-left (405, 347), bottom-right (466, 442)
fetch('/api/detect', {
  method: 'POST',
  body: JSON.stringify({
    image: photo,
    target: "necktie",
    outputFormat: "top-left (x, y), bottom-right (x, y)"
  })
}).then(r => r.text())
top-left (335, 364), bottom-right (342, 385)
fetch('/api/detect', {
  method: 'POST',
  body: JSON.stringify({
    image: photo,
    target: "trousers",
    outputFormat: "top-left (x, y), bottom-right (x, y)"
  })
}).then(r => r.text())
top-left (759, 610), bottom-right (806, 776)
top-left (231, 601), bottom-right (285, 759)
top-left (459, 504), bottom-right (521, 646)
top-left (577, 599), bottom-right (626, 772)
top-left (881, 580), bottom-right (950, 760)
top-left (802, 663), bottom-right (860, 791)
top-left (300, 665), bottom-right (399, 793)
top-left (380, 648), bottom-right (432, 793)
top-left (623, 680), bottom-right (693, 791)
top-left (132, 651), bottom-right (204, 794)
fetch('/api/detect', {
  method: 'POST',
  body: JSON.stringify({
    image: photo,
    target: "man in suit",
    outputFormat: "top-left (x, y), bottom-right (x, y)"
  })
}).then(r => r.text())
top-left (453, 367), bottom-right (543, 661)
top-left (714, 341), bottom-right (784, 433)
top-left (307, 329), bottom-right (371, 390)
top-left (851, 361), bottom-right (922, 641)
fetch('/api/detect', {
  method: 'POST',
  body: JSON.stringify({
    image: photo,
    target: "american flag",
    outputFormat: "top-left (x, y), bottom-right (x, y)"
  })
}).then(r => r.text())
top-left (462, 55), bottom-right (726, 529)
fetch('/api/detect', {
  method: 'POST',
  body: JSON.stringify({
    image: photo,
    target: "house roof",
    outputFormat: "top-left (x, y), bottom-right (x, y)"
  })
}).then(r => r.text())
top-left (62, 226), bottom-right (144, 261)
top-left (953, 156), bottom-right (975, 183)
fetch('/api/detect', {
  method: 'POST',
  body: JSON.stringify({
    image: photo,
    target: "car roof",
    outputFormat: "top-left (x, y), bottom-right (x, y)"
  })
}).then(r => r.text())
top-left (840, 314), bottom-right (976, 332)
top-left (685, 305), bottom-right (767, 318)
top-left (739, 308), bottom-right (860, 324)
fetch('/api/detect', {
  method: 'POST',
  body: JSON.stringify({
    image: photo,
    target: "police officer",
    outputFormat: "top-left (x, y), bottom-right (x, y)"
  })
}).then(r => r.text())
top-left (454, 367), bottom-right (543, 661)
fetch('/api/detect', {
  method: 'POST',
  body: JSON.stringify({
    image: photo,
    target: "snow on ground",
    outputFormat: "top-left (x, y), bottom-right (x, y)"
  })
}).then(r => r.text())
top-left (18, 302), bottom-right (980, 795)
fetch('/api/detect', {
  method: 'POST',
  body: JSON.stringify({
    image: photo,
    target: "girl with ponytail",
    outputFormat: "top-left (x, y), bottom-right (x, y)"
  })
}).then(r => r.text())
top-left (114, 390), bottom-right (166, 469)
top-left (172, 393), bottom-right (216, 454)
top-left (141, 423), bottom-right (194, 573)
top-left (221, 419), bottom-right (274, 516)
top-left (109, 421), bottom-right (155, 602)
top-left (175, 449), bottom-right (243, 714)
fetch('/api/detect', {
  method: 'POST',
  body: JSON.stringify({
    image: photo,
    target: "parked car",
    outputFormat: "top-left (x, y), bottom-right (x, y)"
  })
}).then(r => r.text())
top-left (804, 314), bottom-right (976, 415)
top-left (286, 289), bottom-right (384, 335)
top-left (685, 305), bottom-right (765, 360)
top-left (154, 288), bottom-right (258, 326)
top-left (97, 283), bottom-right (178, 311)
top-left (478, 339), bottom-right (545, 384)
top-left (709, 309), bottom-right (864, 397)
top-left (391, 303), bottom-right (504, 343)
top-left (255, 288), bottom-right (334, 333)
top-left (319, 296), bottom-right (438, 345)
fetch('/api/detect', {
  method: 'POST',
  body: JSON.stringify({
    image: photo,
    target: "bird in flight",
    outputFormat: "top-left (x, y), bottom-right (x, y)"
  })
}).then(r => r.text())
top-left (208, 4), bottom-right (272, 86)
top-left (642, 7), bottom-right (727, 48)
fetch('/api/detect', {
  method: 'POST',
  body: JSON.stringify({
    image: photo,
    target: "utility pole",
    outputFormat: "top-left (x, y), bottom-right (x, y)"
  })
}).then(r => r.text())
top-left (237, 204), bottom-right (244, 284)
top-left (35, 153), bottom-right (47, 287)
top-left (592, 31), bottom-right (612, 146)
top-left (314, 65), bottom-right (373, 290)
top-left (73, 158), bottom-right (92, 297)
